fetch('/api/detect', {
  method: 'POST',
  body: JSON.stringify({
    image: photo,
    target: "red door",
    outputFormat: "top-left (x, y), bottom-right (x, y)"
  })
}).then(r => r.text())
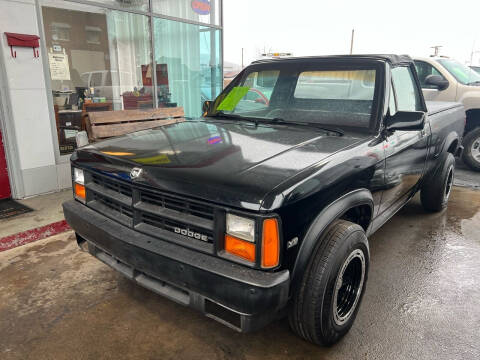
top-left (0, 129), bottom-right (11, 199)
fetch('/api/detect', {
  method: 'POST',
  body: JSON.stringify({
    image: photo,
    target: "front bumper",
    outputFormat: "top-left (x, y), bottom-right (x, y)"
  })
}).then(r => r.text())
top-left (63, 200), bottom-right (290, 332)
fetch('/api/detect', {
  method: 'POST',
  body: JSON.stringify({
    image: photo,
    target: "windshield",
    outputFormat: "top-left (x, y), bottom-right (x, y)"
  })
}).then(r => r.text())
top-left (208, 64), bottom-right (379, 130)
top-left (438, 59), bottom-right (480, 85)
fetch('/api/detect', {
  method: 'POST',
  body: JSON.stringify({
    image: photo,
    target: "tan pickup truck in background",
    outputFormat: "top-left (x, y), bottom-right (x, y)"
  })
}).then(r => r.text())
top-left (414, 57), bottom-right (480, 171)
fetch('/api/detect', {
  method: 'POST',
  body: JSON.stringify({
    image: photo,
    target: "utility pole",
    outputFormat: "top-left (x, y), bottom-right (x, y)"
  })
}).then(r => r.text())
top-left (241, 48), bottom-right (244, 69)
top-left (350, 29), bottom-right (354, 55)
top-left (470, 41), bottom-right (477, 65)
top-left (431, 45), bottom-right (442, 56)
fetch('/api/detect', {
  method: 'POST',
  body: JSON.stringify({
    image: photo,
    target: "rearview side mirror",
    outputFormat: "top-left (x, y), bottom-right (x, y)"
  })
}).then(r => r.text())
top-left (425, 74), bottom-right (449, 91)
top-left (202, 100), bottom-right (211, 114)
top-left (385, 111), bottom-right (425, 132)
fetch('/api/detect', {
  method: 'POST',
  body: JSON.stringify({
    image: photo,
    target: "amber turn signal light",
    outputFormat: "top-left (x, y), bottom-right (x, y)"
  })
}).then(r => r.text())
top-left (262, 218), bottom-right (280, 268)
top-left (74, 183), bottom-right (86, 202)
top-left (225, 234), bottom-right (255, 263)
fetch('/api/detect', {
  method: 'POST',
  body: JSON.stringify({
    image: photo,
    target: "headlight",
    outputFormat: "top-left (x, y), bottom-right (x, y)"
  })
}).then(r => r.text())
top-left (226, 213), bottom-right (255, 242)
top-left (73, 168), bottom-right (84, 185)
top-left (73, 168), bottom-right (86, 203)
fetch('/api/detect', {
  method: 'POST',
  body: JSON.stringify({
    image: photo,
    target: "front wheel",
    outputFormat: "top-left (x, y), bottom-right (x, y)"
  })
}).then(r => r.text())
top-left (289, 220), bottom-right (369, 346)
top-left (462, 127), bottom-right (480, 171)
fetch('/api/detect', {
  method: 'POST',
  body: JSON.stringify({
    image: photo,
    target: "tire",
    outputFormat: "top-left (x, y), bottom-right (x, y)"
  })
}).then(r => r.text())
top-left (420, 152), bottom-right (455, 212)
top-left (462, 127), bottom-right (480, 171)
top-left (289, 220), bottom-right (369, 346)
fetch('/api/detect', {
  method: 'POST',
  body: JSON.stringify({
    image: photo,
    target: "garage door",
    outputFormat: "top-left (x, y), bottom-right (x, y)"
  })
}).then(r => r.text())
top-left (0, 129), bottom-right (11, 199)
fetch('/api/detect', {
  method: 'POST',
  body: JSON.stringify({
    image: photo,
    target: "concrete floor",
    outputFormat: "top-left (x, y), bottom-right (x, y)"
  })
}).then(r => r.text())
top-left (0, 187), bottom-right (479, 360)
top-left (0, 189), bottom-right (72, 238)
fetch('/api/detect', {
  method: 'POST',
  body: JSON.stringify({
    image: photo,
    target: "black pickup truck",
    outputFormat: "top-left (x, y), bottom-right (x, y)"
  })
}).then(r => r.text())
top-left (63, 55), bottom-right (465, 346)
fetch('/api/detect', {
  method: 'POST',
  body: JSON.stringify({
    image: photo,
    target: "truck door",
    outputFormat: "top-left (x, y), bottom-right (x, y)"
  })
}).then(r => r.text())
top-left (414, 60), bottom-right (456, 102)
top-left (0, 129), bottom-right (11, 199)
top-left (379, 66), bottom-right (429, 214)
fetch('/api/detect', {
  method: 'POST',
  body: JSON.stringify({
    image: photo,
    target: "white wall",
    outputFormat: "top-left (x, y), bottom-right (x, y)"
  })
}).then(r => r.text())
top-left (0, 0), bottom-right (59, 197)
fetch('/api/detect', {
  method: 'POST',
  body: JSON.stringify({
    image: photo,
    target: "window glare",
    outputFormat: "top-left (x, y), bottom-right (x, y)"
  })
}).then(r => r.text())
top-left (294, 70), bottom-right (376, 100)
top-left (438, 59), bottom-right (480, 85)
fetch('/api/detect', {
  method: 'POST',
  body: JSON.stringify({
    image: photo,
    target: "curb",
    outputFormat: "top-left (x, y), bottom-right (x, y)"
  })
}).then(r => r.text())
top-left (0, 220), bottom-right (71, 252)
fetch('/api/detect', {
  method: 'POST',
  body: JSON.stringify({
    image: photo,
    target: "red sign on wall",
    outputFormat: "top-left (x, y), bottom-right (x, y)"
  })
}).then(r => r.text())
top-left (0, 130), bottom-right (11, 199)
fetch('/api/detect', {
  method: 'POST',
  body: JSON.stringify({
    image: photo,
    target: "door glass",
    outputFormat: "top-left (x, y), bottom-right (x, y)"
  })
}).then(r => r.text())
top-left (90, 72), bottom-right (102, 87)
top-left (414, 61), bottom-right (443, 89)
top-left (391, 67), bottom-right (421, 112)
top-left (153, 17), bottom-right (222, 117)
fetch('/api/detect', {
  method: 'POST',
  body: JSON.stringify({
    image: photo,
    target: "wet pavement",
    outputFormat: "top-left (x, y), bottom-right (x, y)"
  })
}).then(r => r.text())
top-left (454, 159), bottom-right (480, 189)
top-left (1, 187), bottom-right (479, 360)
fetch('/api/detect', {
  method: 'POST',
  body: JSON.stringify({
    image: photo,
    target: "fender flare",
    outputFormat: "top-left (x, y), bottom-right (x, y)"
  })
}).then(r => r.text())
top-left (290, 188), bottom-right (374, 295)
top-left (441, 132), bottom-right (460, 155)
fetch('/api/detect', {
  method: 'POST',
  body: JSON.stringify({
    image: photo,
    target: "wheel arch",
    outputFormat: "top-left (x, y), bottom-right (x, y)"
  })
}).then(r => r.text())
top-left (442, 131), bottom-right (461, 156)
top-left (290, 188), bottom-right (373, 295)
top-left (465, 109), bottom-right (480, 134)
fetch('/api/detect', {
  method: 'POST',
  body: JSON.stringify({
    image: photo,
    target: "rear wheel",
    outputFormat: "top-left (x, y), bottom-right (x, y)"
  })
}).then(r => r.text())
top-left (421, 152), bottom-right (455, 212)
top-left (462, 128), bottom-right (480, 171)
top-left (289, 220), bottom-right (369, 346)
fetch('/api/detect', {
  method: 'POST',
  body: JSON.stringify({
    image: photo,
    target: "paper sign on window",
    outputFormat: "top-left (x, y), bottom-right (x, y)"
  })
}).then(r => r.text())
top-left (48, 53), bottom-right (71, 81)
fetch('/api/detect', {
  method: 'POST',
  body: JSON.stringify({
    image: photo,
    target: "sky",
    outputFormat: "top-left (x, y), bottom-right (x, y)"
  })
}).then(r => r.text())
top-left (223, 0), bottom-right (480, 67)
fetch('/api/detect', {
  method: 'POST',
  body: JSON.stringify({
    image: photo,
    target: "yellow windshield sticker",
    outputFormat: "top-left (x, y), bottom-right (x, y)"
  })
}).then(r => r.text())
top-left (217, 86), bottom-right (250, 111)
top-left (133, 153), bottom-right (170, 165)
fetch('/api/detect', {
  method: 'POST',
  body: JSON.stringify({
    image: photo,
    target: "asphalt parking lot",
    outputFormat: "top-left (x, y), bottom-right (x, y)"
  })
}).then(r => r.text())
top-left (1, 184), bottom-right (479, 360)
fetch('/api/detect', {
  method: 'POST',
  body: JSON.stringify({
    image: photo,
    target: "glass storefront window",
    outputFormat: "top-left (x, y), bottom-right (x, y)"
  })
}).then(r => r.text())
top-left (153, 0), bottom-right (221, 26)
top-left (153, 17), bottom-right (222, 117)
top-left (40, 0), bottom-right (223, 156)
top-left (92, 0), bottom-right (149, 12)
top-left (41, 1), bottom-right (153, 155)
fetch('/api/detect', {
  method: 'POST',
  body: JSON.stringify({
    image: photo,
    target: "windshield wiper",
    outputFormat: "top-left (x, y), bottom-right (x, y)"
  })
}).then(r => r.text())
top-left (268, 118), bottom-right (344, 136)
top-left (467, 80), bottom-right (480, 86)
top-left (210, 111), bottom-right (259, 126)
top-left (209, 113), bottom-right (344, 135)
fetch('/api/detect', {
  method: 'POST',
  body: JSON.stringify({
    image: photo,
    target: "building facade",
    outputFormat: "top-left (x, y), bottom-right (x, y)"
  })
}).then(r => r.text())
top-left (0, 0), bottom-right (223, 199)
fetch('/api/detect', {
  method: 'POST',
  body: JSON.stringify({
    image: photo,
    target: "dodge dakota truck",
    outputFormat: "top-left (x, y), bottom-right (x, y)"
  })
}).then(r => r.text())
top-left (63, 55), bottom-right (465, 346)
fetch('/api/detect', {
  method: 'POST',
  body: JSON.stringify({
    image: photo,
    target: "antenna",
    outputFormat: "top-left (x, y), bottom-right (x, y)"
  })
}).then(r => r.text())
top-left (350, 29), bottom-right (355, 55)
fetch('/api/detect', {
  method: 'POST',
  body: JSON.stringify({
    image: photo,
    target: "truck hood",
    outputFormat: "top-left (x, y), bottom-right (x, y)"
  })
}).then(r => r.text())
top-left (72, 119), bottom-right (363, 210)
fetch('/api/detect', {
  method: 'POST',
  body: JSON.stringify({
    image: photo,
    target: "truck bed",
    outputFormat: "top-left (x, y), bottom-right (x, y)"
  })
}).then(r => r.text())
top-left (427, 101), bottom-right (463, 115)
top-left (426, 101), bottom-right (465, 159)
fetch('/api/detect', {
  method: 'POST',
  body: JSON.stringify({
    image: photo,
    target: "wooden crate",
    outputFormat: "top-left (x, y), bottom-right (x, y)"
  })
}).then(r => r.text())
top-left (85, 107), bottom-right (185, 141)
